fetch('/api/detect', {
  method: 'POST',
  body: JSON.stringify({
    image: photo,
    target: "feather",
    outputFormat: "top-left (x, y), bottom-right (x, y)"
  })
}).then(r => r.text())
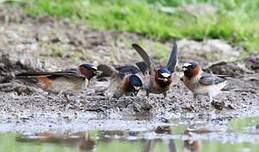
top-left (97, 64), bottom-right (119, 77)
top-left (199, 72), bottom-right (226, 85)
top-left (15, 69), bottom-right (83, 79)
top-left (166, 41), bottom-right (178, 73)
top-left (135, 61), bottom-right (149, 75)
top-left (132, 43), bottom-right (156, 72)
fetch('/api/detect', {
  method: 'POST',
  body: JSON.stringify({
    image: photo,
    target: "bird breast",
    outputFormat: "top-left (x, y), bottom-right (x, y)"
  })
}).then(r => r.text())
top-left (182, 76), bottom-right (200, 92)
top-left (47, 77), bottom-right (86, 93)
top-left (149, 76), bottom-right (171, 94)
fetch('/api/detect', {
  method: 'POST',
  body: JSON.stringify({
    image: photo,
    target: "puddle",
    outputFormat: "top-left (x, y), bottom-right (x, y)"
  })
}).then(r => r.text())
top-left (1, 116), bottom-right (259, 152)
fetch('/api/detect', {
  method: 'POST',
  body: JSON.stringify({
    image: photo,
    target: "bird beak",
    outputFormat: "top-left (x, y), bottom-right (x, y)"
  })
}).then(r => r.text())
top-left (158, 77), bottom-right (169, 82)
top-left (96, 71), bottom-right (102, 76)
top-left (182, 67), bottom-right (187, 72)
top-left (133, 86), bottom-right (141, 91)
top-left (163, 78), bottom-right (168, 82)
top-left (91, 66), bottom-right (98, 71)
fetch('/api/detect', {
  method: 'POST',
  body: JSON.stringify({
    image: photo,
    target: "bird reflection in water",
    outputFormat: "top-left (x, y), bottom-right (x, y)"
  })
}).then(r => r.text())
top-left (144, 124), bottom-right (176, 152)
top-left (183, 130), bottom-right (201, 152)
top-left (16, 132), bottom-right (96, 152)
top-left (15, 128), bottom-right (201, 152)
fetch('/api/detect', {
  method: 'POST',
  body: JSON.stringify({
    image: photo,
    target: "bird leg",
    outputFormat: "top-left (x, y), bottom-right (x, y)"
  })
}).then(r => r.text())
top-left (146, 90), bottom-right (150, 97)
top-left (58, 90), bottom-right (73, 102)
top-left (193, 94), bottom-right (198, 102)
top-left (163, 92), bottom-right (167, 99)
top-left (209, 96), bottom-right (213, 103)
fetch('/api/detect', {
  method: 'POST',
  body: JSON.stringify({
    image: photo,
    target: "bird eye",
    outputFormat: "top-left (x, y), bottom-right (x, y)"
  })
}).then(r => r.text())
top-left (191, 65), bottom-right (196, 69)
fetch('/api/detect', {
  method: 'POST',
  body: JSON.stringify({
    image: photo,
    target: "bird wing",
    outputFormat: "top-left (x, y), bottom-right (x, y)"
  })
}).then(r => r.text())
top-left (97, 64), bottom-right (121, 78)
top-left (15, 68), bottom-right (84, 79)
top-left (166, 41), bottom-right (178, 73)
top-left (114, 65), bottom-right (140, 75)
top-left (135, 61), bottom-right (149, 75)
top-left (132, 44), bottom-right (156, 73)
top-left (199, 72), bottom-right (226, 85)
top-left (97, 63), bottom-right (146, 80)
top-left (115, 62), bottom-right (149, 76)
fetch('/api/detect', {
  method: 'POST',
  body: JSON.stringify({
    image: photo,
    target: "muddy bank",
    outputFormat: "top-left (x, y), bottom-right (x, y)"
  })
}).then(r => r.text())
top-left (0, 5), bottom-right (259, 134)
top-left (1, 55), bottom-right (259, 134)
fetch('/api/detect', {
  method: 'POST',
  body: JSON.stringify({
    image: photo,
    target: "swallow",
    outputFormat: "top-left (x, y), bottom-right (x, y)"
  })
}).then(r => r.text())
top-left (182, 62), bottom-right (228, 102)
top-left (97, 64), bottom-right (143, 99)
top-left (132, 42), bottom-right (178, 98)
top-left (15, 64), bottom-right (97, 93)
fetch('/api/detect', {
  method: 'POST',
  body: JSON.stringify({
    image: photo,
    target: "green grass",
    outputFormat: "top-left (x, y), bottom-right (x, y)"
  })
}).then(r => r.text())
top-left (16, 0), bottom-right (259, 54)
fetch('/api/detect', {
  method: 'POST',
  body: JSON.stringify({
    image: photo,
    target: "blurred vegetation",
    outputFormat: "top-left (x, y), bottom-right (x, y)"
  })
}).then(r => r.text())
top-left (14, 0), bottom-right (259, 53)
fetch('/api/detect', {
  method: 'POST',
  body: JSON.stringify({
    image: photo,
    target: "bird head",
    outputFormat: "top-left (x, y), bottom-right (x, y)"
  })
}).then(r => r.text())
top-left (79, 64), bottom-right (98, 80)
top-left (156, 67), bottom-right (172, 82)
top-left (128, 74), bottom-right (143, 92)
top-left (182, 62), bottom-right (201, 78)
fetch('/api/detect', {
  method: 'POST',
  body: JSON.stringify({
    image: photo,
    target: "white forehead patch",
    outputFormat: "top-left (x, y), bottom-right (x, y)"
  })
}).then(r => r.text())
top-left (183, 63), bottom-right (192, 67)
top-left (161, 73), bottom-right (171, 77)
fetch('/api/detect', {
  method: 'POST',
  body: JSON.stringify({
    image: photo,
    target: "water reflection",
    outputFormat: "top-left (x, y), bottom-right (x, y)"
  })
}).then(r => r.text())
top-left (2, 116), bottom-right (259, 152)
top-left (144, 125), bottom-right (176, 152)
top-left (15, 128), bottom-right (181, 152)
top-left (15, 125), bottom-right (183, 152)
top-left (183, 130), bottom-right (201, 152)
top-left (17, 132), bottom-right (96, 151)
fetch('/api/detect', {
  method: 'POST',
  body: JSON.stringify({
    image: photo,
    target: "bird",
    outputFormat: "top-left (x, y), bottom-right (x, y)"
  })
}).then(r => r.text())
top-left (97, 63), bottom-right (143, 99)
top-left (131, 42), bottom-right (178, 98)
top-left (15, 64), bottom-right (98, 93)
top-left (181, 62), bottom-right (228, 102)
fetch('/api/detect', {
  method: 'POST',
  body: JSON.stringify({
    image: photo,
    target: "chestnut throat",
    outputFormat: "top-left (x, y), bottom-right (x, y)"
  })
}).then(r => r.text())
top-left (184, 66), bottom-right (201, 79)
top-left (155, 72), bottom-right (172, 88)
top-left (156, 78), bottom-right (172, 88)
top-left (79, 67), bottom-right (96, 80)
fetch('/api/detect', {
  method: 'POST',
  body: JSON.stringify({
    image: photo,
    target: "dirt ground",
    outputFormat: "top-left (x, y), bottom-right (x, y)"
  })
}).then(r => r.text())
top-left (0, 5), bottom-right (259, 134)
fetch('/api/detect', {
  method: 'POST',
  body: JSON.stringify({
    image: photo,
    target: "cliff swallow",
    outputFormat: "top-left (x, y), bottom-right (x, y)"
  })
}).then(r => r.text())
top-left (97, 64), bottom-right (143, 99)
top-left (15, 64), bottom-right (97, 93)
top-left (132, 42), bottom-right (178, 98)
top-left (182, 62), bottom-right (228, 102)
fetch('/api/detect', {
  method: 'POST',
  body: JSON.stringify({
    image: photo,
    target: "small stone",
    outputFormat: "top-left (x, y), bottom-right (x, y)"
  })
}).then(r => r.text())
top-left (211, 101), bottom-right (225, 110)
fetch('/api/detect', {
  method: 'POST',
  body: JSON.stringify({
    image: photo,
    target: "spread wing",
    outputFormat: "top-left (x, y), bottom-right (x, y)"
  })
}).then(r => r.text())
top-left (166, 41), bottom-right (178, 73)
top-left (132, 44), bottom-right (156, 73)
top-left (115, 62), bottom-right (149, 75)
top-left (97, 64), bottom-right (120, 78)
top-left (115, 65), bottom-right (140, 75)
top-left (135, 61), bottom-right (148, 75)
top-left (97, 63), bottom-right (147, 80)
top-left (199, 73), bottom-right (226, 85)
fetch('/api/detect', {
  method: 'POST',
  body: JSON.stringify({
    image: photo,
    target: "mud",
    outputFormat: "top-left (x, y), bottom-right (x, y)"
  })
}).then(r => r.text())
top-left (0, 4), bottom-right (259, 135)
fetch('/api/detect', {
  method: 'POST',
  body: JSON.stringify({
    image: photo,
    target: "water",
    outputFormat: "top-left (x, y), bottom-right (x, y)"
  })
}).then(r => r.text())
top-left (1, 116), bottom-right (259, 152)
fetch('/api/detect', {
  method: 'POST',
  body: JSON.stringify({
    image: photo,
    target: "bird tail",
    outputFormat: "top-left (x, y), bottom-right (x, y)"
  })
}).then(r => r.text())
top-left (15, 72), bottom-right (52, 78)
top-left (220, 81), bottom-right (233, 91)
